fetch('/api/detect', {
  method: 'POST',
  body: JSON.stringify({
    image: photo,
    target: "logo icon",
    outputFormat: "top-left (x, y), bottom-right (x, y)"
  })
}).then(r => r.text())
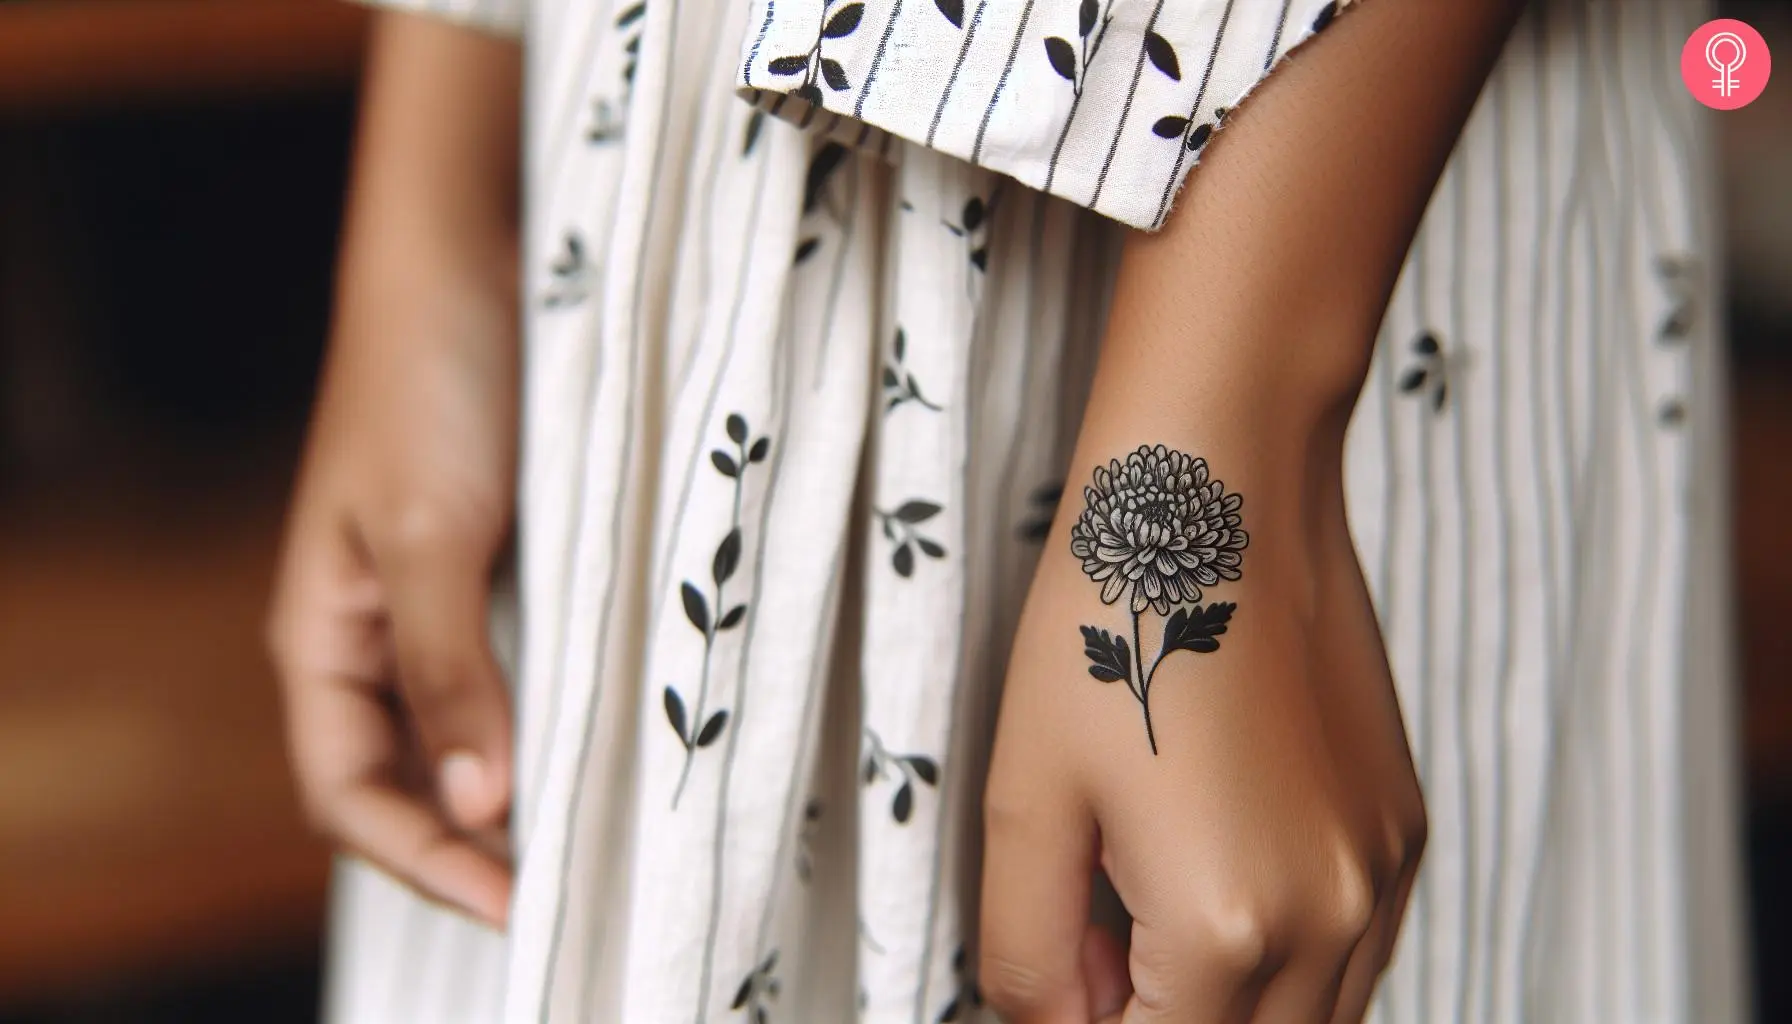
top-left (1682, 19), bottom-right (1770, 110)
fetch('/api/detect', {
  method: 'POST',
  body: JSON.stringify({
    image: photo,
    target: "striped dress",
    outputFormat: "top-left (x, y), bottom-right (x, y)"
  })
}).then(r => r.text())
top-left (324, 0), bottom-right (1751, 1021)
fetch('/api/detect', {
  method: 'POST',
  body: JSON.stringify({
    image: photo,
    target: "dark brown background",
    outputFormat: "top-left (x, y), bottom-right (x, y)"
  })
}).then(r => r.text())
top-left (0, 1), bottom-right (1785, 1021)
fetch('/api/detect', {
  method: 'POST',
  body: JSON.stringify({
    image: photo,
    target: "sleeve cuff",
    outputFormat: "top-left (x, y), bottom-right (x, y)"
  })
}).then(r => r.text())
top-left (350, 0), bottom-right (527, 39)
top-left (737, 0), bottom-right (1356, 231)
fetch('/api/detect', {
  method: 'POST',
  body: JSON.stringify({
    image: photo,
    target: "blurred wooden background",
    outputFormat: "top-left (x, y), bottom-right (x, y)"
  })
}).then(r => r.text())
top-left (0, 0), bottom-right (1786, 1020)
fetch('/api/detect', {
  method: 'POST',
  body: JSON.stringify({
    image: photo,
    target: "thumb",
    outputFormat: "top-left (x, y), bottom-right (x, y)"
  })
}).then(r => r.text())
top-left (378, 520), bottom-right (514, 832)
top-left (979, 782), bottom-right (1098, 1023)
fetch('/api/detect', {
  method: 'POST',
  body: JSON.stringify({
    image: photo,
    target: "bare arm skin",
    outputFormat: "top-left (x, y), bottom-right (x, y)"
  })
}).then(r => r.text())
top-left (980, 2), bottom-right (1524, 1022)
top-left (268, 11), bottom-right (522, 928)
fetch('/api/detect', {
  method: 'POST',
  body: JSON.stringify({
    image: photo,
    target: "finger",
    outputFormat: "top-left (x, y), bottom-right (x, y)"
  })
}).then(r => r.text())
top-left (1328, 868), bottom-right (1417, 1024)
top-left (375, 518), bottom-right (514, 831)
top-left (1084, 922), bottom-right (1133, 1020)
top-left (1252, 865), bottom-right (1377, 1023)
top-left (283, 662), bottom-right (512, 926)
top-left (979, 781), bottom-right (1099, 1023)
top-left (1119, 910), bottom-right (1274, 1024)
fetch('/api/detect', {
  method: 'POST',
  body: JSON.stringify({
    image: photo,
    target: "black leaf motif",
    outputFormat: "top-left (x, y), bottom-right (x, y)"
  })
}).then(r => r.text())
top-left (696, 710), bottom-right (729, 748)
top-left (962, 197), bottom-right (985, 231)
top-left (1399, 367), bottom-right (1428, 393)
top-left (939, 996), bottom-right (960, 1022)
top-left (1313, 1), bottom-right (1338, 32)
top-left (742, 109), bottom-right (766, 156)
top-left (713, 528), bottom-right (742, 585)
top-left (731, 976), bottom-right (753, 1010)
top-left (970, 247), bottom-right (988, 272)
top-left (615, 1), bottom-right (646, 28)
top-left (1031, 482), bottom-right (1065, 505)
top-left (825, 2), bottom-right (866, 37)
top-left (796, 82), bottom-right (825, 106)
top-left (718, 604), bottom-right (747, 630)
top-left (768, 54), bottom-right (809, 75)
top-left (935, 0), bottom-right (964, 28)
top-left (753, 1007), bottom-right (768, 1024)
top-left (726, 413), bottom-right (748, 443)
top-left (893, 543), bottom-right (915, 578)
top-left (1145, 31), bottom-right (1181, 80)
top-left (895, 500), bottom-right (942, 523)
top-left (1433, 380), bottom-right (1449, 412)
top-left (748, 437), bottom-right (771, 462)
top-left (682, 581), bottom-right (711, 635)
top-left (1162, 602), bottom-right (1234, 656)
top-left (1415, 331), bottom-right (1440, 355)
top-left (1153, 115), bottom-right (1189, 138)
top-left (1044, 36), bottom-right (1077, 82)
top-left (712, 450), bottom-right (739, 477)
top-left (882, 366), bottom-right (900, 387)
top-left (1187, 123), bottom-right (1213, 151)
top-left (907, 756), bottom-right (940, 785)
top-left (894, 328), bottom-right (907, 361)
top-left (664, 686), bottom-right (690, 747)
top-left (892, 781), bottom-right (914, 823)
top-left (794, 237), bottom-right (821, 264)
top-left (821, 57), bottom-right (850, 90)
top-left (1079, 625), bottom-right (1131, 684)
top-left (1078, 0), bottom-right (1098, 37)
top-left (803, 143), bottom-right (849, 214)
top-left (916, 537), bottom-right (947, 559)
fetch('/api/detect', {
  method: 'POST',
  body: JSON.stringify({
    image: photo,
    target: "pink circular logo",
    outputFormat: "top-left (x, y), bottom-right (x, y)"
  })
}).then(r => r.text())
top-left (1682, 19), bottom-right (1771, 110)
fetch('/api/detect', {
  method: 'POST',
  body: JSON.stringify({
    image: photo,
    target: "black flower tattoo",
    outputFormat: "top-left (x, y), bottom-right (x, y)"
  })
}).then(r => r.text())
top-left (666, 413), bottom-right (772, 807)
top-left (1069, 444), bottom-right (1248, 754)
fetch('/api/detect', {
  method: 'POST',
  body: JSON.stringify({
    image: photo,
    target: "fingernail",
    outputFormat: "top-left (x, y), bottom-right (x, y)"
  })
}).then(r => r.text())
top-left (439, 751), bottom-right (491, 826)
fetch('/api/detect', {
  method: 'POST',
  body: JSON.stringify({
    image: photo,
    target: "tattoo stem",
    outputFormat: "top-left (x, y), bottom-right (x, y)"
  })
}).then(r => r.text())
top-left (1132, 608), bottom-right (1158, 756)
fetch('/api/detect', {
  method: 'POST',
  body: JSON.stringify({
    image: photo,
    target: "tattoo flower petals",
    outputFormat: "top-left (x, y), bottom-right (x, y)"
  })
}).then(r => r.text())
top-left (1068, 444), bottom-right (1247, 615)
top-left (1070, 444), bottom-right (1247, 755)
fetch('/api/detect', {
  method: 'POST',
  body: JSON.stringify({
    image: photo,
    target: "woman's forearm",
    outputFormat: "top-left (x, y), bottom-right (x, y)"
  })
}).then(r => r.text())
top-left (1075, 0), bottom-right (1524, 538)
top-left (335, 11), bottom-right (523, 311)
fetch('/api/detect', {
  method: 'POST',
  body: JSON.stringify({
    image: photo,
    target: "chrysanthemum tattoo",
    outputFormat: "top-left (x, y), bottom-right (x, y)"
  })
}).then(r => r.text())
top-left (1069, 444), bottom-right (1248, 755)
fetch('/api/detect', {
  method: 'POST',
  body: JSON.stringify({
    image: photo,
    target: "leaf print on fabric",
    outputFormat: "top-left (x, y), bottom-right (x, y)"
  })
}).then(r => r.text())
top-left (1312, 0), bottom-right (1338, 31)
top-left (729, 950), bottom-right (781, 1023)
top-left (873, 500), bottom-right (948, 578)
top-left (668, 413), bottom-right (773, 808)
top-left (940, 189), bottom-right (997, 273)
top-left (1042, 0), bottom-right (1115, 191)
top-left (1017, 481), bottom-right (1064, 542)
top-left (764, 0), bottom-right (866, 110)
top-left (861, 729), bottom-right (939, 825)
top-left (883, 328), bottom-right (944, 415)
top-left (934, 944), bottom-right (985, 1022)
top-left (1069, 445), bottom-right (1249, 754)
top-left (935, 0), bottom-right (965, 29)
top-left (542, 231), bottom-right (594, 308)
top-left (795, 798), bottom-right (822, 882)
top-left (1655, 253), bottom-right (1697, 342)
top-left (1397, 330), bottom-right (1453, 413)
top-left (793, 142), bottom-right (852, 265)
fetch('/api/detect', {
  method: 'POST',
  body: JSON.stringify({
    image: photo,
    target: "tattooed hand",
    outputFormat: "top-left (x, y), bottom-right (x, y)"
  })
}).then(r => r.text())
top-left (980, 441), bottom-right (1424, 1023)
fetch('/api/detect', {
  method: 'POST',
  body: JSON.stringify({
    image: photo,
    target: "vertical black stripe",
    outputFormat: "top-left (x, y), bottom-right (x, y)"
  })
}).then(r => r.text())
top-left (1410, 200), bottom-right (1435, 1024)
top-left (970, 0), bottom-right (1039, 166)
top-left (742, 0), bottom-right (777, 85)
top-left (1263, 0), bottom-right (1293, 71)
top-left (1088, 0), bottom-right (1172, 208)
top-left (854, 0), bottom-right (908, 120)
top-left (1149, 0), bottom-right (1235, 228)
top-left (1447, 136), bottom-right (1478, 1024)
top-left (926, 0), bottom-right (990, 147)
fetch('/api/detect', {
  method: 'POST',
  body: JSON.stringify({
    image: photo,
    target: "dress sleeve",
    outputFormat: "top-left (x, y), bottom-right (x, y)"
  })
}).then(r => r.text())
top-left (350, 0), bottom-right (527, 38)
top-left (736, 0), bottom-right (1355, 231)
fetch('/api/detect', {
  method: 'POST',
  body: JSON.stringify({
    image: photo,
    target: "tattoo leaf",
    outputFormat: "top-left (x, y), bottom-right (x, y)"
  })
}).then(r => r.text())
top-left (696, 710), bottom-right (729, 748)
top-left (711, 449), bottom-right (739, 477)
top-left (1044, 37), bottom-right (1077, 82)
top-left (713, 528), bottom-right (742, 585)
top-left (1162, 602), bottom-right (1235, 656)
top-left (718, 603), bottom-right (748, 630)
top-left (934, 0), bottom-right (964, 28)
top-left (1152, 116), bottom-right (1189, 139)
top-left (681, 581), bottom-right (711, 635)
top-left (1145, 31), bottom-right (1181, 80)
top-left (894, 500), bottom-right (942, 523)
top-left (664, 686), bottom-right (690, 747)
top-left (824, 2), bottom-right (865, 37)
top-left (1078, 0), bottom-right (1098, 37)
top-left (768, 54), bottom-right (809, 75)
top-left (1079, 625), bottom-right (1131, 684)
top-left (893, 781), bottom-right (915, 823)
top-left (907, 755), bottom-right (939, 785)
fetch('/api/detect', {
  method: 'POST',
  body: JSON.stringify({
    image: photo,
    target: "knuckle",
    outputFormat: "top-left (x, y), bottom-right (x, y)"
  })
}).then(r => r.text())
top-left (1321, 854), bottom-right (1379, 946)
top-left (1168, 897), bottom-right (1277, 974)
top-left (976, 952), bottom-right (1061, 1016)
top-left (383, 499), bottom-right (471, 558)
